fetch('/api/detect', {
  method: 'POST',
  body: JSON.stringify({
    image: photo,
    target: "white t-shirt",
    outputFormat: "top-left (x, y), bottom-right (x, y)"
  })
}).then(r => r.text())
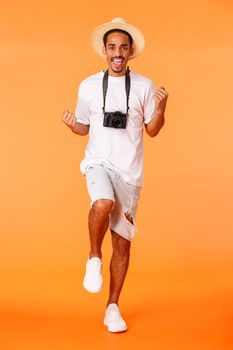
top-left (75, 70), bottom-right (156, 187)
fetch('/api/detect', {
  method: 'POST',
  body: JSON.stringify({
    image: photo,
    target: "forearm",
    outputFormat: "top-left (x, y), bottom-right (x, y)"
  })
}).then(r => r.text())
top-left (146, 111), bottom-right (165, 137)
top-left (145, 85), bottom-right (168, 137)
top-left (71, 122), bottom-right (89, 136)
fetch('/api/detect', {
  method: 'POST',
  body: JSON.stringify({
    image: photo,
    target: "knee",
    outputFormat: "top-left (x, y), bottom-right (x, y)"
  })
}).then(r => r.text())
top-left (92, 199), bottom-right (114, 214)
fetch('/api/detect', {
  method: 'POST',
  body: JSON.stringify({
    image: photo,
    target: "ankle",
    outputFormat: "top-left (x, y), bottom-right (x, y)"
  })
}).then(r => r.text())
top-left (89, 252), bottom-right (102, 259)
top-left (107, 300), bottom-right (118, 308)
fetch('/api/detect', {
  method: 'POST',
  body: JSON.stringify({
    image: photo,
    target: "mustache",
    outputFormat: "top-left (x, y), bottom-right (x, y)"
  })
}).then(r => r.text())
top-left (111, 57), bottom-right (124, 60)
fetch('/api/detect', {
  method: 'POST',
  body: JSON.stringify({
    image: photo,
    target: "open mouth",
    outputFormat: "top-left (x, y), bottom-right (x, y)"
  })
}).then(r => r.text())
top-left (112, 57), bottom-right (124, 69)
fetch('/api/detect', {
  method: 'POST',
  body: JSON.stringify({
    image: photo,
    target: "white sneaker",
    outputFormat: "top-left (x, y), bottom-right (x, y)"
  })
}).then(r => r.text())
top-left (104, 303), bottom-right (128, 333)
top-left (83, 257), bottom-right (103, 293)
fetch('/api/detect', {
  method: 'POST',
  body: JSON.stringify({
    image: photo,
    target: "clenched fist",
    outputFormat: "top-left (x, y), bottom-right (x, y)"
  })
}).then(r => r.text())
top-left (155, 86), bottom-right (169, 115)
top-left (62, 109), bottom-right (89, 136)
top-left (62, 109), bottom-right (76, 130)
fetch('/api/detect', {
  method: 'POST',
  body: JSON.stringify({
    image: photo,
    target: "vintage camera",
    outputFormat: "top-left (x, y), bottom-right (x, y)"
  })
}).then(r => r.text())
top-left (103, 111), bottom-right (127, 129)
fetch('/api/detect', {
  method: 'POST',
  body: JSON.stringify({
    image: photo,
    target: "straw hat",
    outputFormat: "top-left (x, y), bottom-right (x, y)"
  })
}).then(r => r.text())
top-left (91, 17), bottom-right (145, 60)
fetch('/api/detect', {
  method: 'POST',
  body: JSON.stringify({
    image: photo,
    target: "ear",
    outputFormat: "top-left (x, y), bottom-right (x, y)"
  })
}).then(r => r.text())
top-left (102, 45), bottom-right (106, 56)
top-left (129, 45), bottom-right (134, 58)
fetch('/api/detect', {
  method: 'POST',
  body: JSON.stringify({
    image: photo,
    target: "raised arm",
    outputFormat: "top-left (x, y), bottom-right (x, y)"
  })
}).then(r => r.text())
top-left (145, 86), bottom-right (168, 137)
top-left (62, 109), bottom-right (89, 136)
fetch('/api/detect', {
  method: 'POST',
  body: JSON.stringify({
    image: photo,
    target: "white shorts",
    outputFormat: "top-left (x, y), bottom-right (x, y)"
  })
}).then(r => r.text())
top-left (84, 164), bottom-right (141, 241)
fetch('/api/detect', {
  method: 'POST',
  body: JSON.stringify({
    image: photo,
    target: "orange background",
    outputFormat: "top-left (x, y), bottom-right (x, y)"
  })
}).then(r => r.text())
top-left (1, 1), bottom-right (233, 349)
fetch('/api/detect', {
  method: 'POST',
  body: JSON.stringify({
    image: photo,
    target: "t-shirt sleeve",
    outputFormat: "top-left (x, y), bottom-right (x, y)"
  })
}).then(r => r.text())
top-left (143, 83), bottom-right (156, 125)
top-left (74, 82), bottom-right (90, 125)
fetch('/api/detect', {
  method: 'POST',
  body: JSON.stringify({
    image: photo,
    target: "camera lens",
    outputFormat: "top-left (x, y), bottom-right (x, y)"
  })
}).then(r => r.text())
top-left (114, 119), bottom-right (120, 126)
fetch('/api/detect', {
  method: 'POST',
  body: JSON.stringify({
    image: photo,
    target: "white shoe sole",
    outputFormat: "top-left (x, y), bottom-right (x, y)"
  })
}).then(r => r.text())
top-left (83, 281), bottom-right (102, 293)
top-left (104, 319), bottom-right (128, 333)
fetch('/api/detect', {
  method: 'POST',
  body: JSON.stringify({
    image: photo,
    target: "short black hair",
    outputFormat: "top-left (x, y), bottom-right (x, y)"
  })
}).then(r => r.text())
top-left (103, 29), bottom-right (133, 47)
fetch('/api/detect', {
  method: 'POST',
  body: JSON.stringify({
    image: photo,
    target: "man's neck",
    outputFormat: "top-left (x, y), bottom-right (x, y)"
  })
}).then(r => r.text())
top-left (108, 68), bottom-right (127, 77)
top-left (107, 67), bottom-right (129, 77)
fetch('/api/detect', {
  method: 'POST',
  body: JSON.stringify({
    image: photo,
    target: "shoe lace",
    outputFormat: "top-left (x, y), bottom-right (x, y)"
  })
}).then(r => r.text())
top-left (109, 309), bottom-right (121, 320)
top-left (87, 260), bottom-right (101, 272)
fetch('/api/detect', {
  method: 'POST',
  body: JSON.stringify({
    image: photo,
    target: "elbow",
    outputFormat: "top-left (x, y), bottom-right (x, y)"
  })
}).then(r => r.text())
top-left (150, 132), bottom-right (158, 138)
top-left (146, 128), bottom-right (158, 137)
top-left (149, 130), bottom-right (159, 138)
top-left (73, 129), bottom-right (89, 136)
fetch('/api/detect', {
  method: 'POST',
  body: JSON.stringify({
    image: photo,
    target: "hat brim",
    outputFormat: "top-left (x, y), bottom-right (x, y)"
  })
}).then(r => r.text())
top-left (91, 21), bottom-right (145, 60)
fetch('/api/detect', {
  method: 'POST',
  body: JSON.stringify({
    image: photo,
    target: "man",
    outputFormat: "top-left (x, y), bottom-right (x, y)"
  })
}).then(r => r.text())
top-left (62, 17), bottom-right (168, 333)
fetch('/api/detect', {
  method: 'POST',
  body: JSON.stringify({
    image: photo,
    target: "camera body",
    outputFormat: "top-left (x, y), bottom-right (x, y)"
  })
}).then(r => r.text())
top-left (103, 111), bottom-right (127, 129)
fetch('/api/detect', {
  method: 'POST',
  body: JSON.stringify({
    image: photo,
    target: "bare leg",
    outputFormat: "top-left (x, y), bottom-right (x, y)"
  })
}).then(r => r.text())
top-left (107, 230), bottom-right (131, 306)
top-left (88, 199), bottom-right (114, 259)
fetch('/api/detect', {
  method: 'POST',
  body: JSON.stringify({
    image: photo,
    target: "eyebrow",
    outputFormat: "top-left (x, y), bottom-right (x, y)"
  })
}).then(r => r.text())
top-left (107, 43), bottom-right (129, 47)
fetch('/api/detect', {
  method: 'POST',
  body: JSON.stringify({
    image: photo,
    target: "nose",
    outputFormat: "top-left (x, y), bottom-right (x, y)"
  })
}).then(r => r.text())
top-left (115, 47), bottom-right (122, 56)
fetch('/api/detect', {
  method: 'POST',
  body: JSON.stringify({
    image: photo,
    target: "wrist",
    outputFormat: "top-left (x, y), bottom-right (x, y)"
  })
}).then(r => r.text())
top-left (69, 121), bottom-right (78, 131)
top-left (156, 109), bottom-right (164, 117)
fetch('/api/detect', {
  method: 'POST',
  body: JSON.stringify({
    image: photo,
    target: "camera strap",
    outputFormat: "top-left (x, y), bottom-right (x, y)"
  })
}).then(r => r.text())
top-left (102, 66), bottom-right (131, 116)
